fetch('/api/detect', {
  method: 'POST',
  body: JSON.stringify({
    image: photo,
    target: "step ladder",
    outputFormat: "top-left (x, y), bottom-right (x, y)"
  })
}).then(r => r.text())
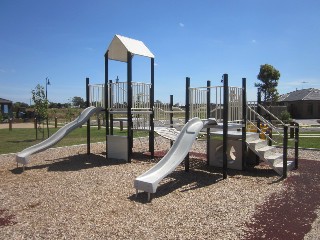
top-left (246, 132), bottom-right (295, 175)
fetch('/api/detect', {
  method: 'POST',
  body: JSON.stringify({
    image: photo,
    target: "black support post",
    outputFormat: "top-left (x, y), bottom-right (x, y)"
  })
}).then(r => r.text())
top-left (283, 125), bottom-right (288, 178)
top-left (241, 78), bottom-right (247, 170)
top-left (206, 80), bottom-right (211, 166)
top-left (127, 51), bottom-right (133, 163)
top-left (86, 77), bottom-right (90, 155)
top-left (170, 95), bottom-right (174, 147)
top-left (294, 122), bottom-right (299, 169)
top-left (256, 88), bottom-right (262, 165)
top-left (185, 77), bottom-right (190, 172)
top-left (149, 58), bottom-right (155, 159)
top-left (222, 74), bottom-right (229, 179)
top-left (104, 51), bottom-right (109, 158)
top-left (109, 80), bottom-right (114, 135)
top-left (185, 77), bottom-right (190, 123)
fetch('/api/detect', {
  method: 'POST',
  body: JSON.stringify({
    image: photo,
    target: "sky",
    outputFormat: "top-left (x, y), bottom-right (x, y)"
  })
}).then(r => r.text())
top-left (1, 0), bottom-right (320, 105)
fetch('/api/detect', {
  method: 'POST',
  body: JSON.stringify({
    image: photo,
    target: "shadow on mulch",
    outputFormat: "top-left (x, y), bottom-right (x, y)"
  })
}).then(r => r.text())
top-left (242, 158), bottom-right (320, 240)
top-left (129, 167), bottom-right (223, 203)
top-left (130, 154), bottom-right (280, 203)
top-left (0, 209), bottom-right (17, 227)
top-left (130, 154), bottom-right (223, 203)
top-left (11, 153), bottom-right (126, 174)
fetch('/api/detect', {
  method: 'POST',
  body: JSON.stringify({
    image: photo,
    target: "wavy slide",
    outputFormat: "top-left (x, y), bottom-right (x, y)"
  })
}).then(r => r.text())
top-left (16, 106), bottom-right (104, 166)
top-left (134, 117), bottom-right (206, 198)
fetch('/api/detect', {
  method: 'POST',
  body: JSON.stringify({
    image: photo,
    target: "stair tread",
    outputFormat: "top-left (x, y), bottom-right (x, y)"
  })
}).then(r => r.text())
top-left (247, 139), bottom-right (266, 144)
top-left (258, 145), bottom-right (276, 151)
top-left (246, 132), bottom-right (259, 136)
top-left (265, 153), bottom-right (283, 160)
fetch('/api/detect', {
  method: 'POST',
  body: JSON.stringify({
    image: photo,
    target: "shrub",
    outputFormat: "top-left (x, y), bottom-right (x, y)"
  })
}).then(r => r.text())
top-left (280, 110), bottom-right (291, 124)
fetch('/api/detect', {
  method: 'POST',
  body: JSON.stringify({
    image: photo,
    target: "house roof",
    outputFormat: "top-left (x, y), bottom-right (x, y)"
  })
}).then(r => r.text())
top-left (106, 35), bottom-right (154, 62)
top-left (279, 88), bottom-right (320, 102)
top-left (0, 98), bottom-right (13, 104)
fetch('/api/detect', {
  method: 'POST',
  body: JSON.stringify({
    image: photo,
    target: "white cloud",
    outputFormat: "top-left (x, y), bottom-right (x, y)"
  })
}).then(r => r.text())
top-left (179, 22), bottom-right (185, 27)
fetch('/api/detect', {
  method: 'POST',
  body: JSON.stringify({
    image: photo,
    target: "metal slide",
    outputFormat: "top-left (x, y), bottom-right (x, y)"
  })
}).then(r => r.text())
top-left (134, 117), bottom-right (205, 198)
top-left (16, 106), bottom-right (104, 166)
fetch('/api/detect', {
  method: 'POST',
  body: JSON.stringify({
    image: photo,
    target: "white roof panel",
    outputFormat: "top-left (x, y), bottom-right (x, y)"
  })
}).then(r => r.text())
top-left (107, 35), bottom-right (154, 62)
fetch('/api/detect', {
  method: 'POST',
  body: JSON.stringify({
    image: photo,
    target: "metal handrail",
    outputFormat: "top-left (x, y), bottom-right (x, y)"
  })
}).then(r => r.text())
top-left (257, 103), bottom-right (286, 126)
top-left (247, 105), bottom-right (283, 137)
top-left (247, 119), bottom-right (277, 144)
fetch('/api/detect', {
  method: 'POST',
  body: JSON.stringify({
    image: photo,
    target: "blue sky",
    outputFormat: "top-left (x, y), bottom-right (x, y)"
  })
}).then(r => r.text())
top-left (1, 0), bottom-right (320, 105)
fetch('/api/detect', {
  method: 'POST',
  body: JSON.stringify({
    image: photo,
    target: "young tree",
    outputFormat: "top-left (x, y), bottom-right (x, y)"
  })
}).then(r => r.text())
top-left (31, 84), bottom-right (49, 139)
top-left (71, 96), bottom-right (86, 108)
top-left (255, 64), bottom-right (280, 104)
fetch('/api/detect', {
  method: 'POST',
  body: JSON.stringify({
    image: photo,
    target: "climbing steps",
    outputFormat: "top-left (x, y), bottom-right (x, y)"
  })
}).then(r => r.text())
top-left (246, 132), bottom-right (295, 175)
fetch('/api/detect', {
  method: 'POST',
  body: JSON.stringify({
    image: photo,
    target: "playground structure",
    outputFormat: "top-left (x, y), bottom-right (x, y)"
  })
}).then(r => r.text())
top-left (134, 75), bottom-right (299, 200)
top-left (15, 34), bottom-right (300, 201)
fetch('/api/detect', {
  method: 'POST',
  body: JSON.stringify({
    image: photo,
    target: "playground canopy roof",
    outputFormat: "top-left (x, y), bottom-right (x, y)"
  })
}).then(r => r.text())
top-left (106, 35), bottom-right (154, 62)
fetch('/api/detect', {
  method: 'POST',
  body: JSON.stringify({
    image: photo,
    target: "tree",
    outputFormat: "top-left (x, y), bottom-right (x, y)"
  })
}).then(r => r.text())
top-left (255, 64), bottom-right (280, 104)
top-left (31, 84), bottom-right (49, 139)
top-left (71, 96), bottom-right (86, 108)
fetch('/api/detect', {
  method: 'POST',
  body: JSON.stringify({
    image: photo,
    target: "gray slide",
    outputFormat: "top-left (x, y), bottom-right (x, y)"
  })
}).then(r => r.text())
top-left (134, 117), bottom-right (208, 198)
top-left (16, 106), bottom-right (104, 166)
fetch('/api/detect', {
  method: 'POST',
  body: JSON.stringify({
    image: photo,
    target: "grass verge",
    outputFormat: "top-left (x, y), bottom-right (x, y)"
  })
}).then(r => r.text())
top-left (0, 127), bottom-right (148, 154)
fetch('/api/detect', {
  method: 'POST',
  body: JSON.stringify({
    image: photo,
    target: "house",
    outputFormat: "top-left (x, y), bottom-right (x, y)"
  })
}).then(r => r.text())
top-left (278, 88), bottom-right (320, 119)
top-left (0, 98), bottom-right (13, 117)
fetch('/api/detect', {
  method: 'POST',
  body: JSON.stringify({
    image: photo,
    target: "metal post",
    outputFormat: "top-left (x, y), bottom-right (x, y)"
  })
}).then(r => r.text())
top-left (294, 122), bottom-right (299, 169)
top-left (149, 58), bottom-right (155, 159)
top-left (290, 122), bottom-right (294, 138)
top-left (127, 51), bottom-right (133, 163)
top-left (206, 80), bottom-right (211, 166)
top-left (86, 77), bottom-right (90, 155)
top-left (185, 77), bottom-right (190, 172)
top-left (222, 74), bottom-right (229, 179)
top-left (109, 80), bottom-right (114, 135)
top-left (256, 88), bottom-right (261, 165)
top-left (266, 127), bottom-right (272, 146)
top-left (241, 78), bottom-right (247, 170)
top-left (185, 77), bottom-right (190, 123)
top-left (104, 51), bottom-right (109, 158)
top-left (170, 95), bottom-right (174, 147)
top-left (257, 89), bottom-right (261, 129)
top-left (283, 125), bottom-right (288, 178)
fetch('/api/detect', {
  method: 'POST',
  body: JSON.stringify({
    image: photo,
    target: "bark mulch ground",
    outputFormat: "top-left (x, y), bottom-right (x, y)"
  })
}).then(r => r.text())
top-left (242, 159), bottom-right (320, 239)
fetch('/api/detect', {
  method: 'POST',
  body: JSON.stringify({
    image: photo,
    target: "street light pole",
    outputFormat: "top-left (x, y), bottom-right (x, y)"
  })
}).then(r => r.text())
top-left (45, 77), bottom-right (51, 99)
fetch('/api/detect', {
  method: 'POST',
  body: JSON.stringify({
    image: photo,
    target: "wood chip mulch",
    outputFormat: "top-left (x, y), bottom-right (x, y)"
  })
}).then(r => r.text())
top-left (242, 158), bottom-right (320, 240)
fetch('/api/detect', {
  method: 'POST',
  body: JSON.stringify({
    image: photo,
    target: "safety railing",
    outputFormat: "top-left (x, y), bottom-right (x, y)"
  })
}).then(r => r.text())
top-left (246, 102), bottom-right (299, 177)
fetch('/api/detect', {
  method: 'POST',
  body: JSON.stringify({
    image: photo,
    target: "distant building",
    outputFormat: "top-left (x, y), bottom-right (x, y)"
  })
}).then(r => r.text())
top-left (0, 98), bottom-right (13, 117)
top-left (278, 88), bottom-right (320, 119)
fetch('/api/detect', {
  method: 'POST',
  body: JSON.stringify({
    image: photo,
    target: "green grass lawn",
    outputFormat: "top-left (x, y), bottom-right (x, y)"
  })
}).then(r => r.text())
top-left (0, 127), bottom-right (149, 154)
top-left (273, 134), bottom-right (320, 149)
top-left (209, 132), bottom-right (320, 149)
top-left (1, 127), bottom-right (319, 155)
